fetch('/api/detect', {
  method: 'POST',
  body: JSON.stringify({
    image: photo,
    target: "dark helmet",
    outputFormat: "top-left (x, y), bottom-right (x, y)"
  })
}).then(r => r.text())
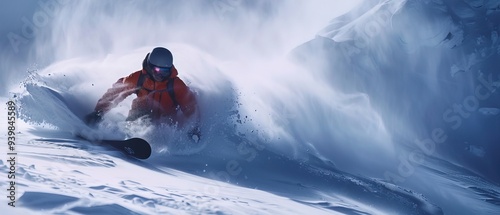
top-left (145, 47), bottom-right (173, 81)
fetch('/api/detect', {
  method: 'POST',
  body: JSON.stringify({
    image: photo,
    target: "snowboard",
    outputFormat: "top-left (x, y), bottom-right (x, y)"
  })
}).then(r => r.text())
top-left (100, 138), bottom-right (152, 160)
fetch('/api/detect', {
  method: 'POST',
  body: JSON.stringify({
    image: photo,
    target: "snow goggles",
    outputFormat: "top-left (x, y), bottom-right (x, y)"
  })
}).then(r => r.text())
top-left (149, 63), bottom-right (172, 76)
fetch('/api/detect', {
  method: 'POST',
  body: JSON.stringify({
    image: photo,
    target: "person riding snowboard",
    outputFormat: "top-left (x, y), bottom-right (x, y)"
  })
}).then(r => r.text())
top-left (85, 47), bottom-right (201, 141)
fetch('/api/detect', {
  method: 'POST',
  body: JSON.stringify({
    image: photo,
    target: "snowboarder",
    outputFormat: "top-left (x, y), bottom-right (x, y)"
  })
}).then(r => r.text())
top-left (85, 47), bottom-right (201, 141)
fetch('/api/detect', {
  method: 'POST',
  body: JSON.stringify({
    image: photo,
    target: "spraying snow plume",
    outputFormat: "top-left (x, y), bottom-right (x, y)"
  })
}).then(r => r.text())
top-left (22, 0), bottom-right (395, 173)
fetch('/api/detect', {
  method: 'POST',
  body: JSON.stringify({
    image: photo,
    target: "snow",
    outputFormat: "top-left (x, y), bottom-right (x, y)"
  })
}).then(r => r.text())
top-left (9, 131), bottom-right (334, 214)
top-left (1, 0), bottom-right (500, 214)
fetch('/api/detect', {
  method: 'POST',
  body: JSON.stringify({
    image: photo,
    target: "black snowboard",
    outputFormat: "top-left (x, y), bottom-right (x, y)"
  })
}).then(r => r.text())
top-left (100, 138), bottom-right (152, 159)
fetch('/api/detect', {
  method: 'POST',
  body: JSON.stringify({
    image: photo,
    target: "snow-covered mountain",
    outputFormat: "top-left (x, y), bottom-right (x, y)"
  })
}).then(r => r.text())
top-left (1, 0), bottom-right (499, 214)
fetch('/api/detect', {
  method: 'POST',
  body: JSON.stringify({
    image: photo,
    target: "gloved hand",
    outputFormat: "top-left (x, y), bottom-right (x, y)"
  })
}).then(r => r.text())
top-left (187, 126), bottom-right (201, 143)
top-left (84, 111), bottom-right (103, 127)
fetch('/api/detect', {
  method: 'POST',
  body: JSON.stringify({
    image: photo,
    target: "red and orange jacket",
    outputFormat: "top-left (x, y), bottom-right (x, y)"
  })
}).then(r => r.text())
top-left (94, 66), bottom-right (197, 124)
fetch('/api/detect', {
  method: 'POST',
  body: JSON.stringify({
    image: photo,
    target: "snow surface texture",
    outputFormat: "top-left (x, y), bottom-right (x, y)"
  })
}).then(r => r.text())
top-left (1, 0), bottom-right (500, 214)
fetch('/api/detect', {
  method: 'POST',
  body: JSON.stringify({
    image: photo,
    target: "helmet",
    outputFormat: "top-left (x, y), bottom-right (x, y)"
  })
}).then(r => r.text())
top-left (146, 47), bottom-right (173, 81)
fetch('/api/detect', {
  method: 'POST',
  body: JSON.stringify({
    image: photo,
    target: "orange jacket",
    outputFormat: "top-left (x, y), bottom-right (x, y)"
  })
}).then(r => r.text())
top-left (94, 66), bottom-right (197, 124)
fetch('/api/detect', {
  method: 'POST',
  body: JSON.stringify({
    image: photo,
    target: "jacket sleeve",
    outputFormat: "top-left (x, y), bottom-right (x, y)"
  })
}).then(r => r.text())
top-left (174, 78), bottom-right (198, 118)
top-left (94, 73), bottom-right (138, 113)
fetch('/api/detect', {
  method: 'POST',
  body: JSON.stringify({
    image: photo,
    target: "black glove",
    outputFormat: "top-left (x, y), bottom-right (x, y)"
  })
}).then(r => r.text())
top-left (84, 111), bottom-right (103, 126)
top-left (187, 126), bottom-right (201, 143)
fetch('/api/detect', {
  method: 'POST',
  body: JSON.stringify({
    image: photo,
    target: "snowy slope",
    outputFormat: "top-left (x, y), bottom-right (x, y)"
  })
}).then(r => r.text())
top-left (1, 0), bottom-right (500, 214)
top-left (0, 117), bottom-right (335, 214)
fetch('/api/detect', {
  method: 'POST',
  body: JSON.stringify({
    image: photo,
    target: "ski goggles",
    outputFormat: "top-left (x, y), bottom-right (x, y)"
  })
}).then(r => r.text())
top-left (149, 63), bottom-right (172, 76)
